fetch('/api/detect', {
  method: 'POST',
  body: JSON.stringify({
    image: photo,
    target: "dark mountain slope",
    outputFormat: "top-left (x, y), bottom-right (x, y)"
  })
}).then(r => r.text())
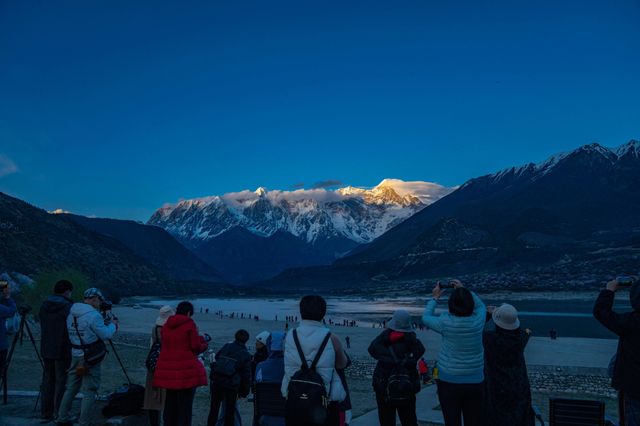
top-left (66, 214), bottom-right (221, 282)
top-left (194, 227), bottom-right (354, 283)
top-left (1, 192), bottom-right (178, 296)
top-left (265, 141), bottom-right (640, 291)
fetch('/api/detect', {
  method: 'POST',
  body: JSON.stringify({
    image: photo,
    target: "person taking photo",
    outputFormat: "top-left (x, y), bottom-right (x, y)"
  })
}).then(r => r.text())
top-left (56, 288), bottom-right (118, 426)
top-left (593, 276), bottom-right (640, 426)
top-left (0, 280), bottom-right (17, 389)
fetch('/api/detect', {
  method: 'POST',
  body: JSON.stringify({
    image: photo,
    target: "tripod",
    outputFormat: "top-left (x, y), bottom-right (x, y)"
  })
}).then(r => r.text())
top-left (107, 339), bottom-right (132, 385)
top-left (1, 307), bottom-right (44, 404)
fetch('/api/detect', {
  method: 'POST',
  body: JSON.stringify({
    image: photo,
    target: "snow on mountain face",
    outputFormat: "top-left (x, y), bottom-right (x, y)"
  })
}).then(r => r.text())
top-left (148, 179), bottom-right (454, 247)
top-left (461, 140), bottom-right (640, 189)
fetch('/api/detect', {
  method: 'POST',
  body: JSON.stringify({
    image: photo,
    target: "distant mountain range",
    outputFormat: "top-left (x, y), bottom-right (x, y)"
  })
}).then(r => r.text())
top-left (3, 140), bottom-right (638, 295)
top-left (264, 141), bottom-right (640, 291)
top-left (148, 179), bottom-right (453, 282)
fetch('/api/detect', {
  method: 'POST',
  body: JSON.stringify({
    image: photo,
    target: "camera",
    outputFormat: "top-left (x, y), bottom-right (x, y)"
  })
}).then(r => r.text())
top-left (439, 282), bottom-right (455, 289)
top-left (617, 276), bottom-right (637, 287)
top-left (100, 300), bottom-right (113, 312)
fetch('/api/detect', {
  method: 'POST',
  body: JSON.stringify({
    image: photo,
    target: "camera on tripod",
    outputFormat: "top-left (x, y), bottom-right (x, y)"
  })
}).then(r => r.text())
top-left (100, 300), bottom-right (113, 313)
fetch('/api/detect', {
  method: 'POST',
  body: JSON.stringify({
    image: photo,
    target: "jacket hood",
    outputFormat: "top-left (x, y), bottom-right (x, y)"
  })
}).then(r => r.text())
top-left (69, 302), bottom-right (97, 318)
top-left (389, 331), bottom-right (406, 343)
top-left (165, 314), bottom-right (192, 329)
top-left (631, 282), bottom-right (640, 311)
top-left (41, 295), bottom-right (72, 314)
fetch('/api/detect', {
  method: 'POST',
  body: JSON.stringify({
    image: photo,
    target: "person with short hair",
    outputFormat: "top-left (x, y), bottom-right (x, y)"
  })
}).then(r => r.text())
top-left (593, 277), bottom-right (640, 426)
top-left (143, 305), bottom-right (175, 426)
top-left (208, 329), bottom-right (252, 426)
top-left (422, 280), bottom-right (486, 426)
top-left (483, 304), bottom-right (534, 426)
top-left (56, 288), bottom-right (118, 426)
top-left (153, 301), bottom-right (209, 426)
top-left (39, 279), bottom-right (74, 422)
top-left (0, 280), bottom-right (17, 395)
top-left (281, 295), bottom-right (348, 426)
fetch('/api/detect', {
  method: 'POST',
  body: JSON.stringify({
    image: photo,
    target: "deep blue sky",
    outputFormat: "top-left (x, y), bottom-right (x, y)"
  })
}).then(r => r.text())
top-left (1, 0), bottom-right (639, 221)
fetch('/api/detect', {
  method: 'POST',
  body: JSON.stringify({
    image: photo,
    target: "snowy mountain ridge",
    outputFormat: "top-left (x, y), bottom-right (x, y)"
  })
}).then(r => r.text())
top-left (148, 179), bottom-right (454, 247)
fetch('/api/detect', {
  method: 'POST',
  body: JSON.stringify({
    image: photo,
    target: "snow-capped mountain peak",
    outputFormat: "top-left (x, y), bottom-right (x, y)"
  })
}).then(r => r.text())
top-left (149, 179), bottom-right (454, 247)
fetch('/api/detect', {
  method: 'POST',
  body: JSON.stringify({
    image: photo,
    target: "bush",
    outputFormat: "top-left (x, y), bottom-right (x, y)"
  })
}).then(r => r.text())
top-left (22, 269), bottom-right (91, 319)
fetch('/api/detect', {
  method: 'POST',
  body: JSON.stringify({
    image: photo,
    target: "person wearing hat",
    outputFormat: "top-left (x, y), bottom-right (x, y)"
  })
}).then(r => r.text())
top-left (483, 304), bottom-right (534, 426)
top-left (56, 287), bottom-right (118, 426)
top-left (143, 305), bottom-right (175, 426)
top-left (368, 309), bottom-right (426, 426)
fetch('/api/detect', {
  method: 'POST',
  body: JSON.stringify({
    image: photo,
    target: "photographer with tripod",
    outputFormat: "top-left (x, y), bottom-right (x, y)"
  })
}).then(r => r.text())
top-left (0, 280), bottom-right (17, 389)
top-left (56, 288), bottom-right (118, 426)
top-left (39, 279), bottom-right (74, 423)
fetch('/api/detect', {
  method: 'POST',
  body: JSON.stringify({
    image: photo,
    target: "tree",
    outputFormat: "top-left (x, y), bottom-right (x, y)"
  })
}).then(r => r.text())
top-left (22, 269), bottom-right (91, 319)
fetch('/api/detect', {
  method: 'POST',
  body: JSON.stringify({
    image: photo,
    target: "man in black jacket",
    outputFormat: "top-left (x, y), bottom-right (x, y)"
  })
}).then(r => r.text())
top-left (208, 329), bottom-right (252, 426)
top-left (593, 277), bottom-right (640, 426)
top-left (39, 280), bottom-right (74, 422)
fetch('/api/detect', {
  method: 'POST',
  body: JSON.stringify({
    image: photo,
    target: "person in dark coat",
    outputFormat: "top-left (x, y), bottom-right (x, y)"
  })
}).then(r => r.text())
top-left (483, 304), bottom-right (534, 426)
top-left (39, 280), bottom-right (74, 422)
top-left (208, 329), bottom-right (252, 426)
top-left (593, 277), bottom-right (640, 426)
top-left (153, 301), bottom-right (209, 426)
top-left (368, 310), bottom-right (426, 426)
top-left (0, 280), bottom-right (17, 397)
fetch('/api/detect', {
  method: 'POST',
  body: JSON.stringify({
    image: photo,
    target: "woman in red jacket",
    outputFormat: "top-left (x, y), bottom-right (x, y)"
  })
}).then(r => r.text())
top-left (153, 301), bottom-right (209, 426)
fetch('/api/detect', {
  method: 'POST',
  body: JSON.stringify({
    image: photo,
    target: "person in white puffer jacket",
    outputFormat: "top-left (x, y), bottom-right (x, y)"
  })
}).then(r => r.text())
top-left (282, 295), bottom-right (347, 426)
top-left (56, 288), bottom-right (117, 426)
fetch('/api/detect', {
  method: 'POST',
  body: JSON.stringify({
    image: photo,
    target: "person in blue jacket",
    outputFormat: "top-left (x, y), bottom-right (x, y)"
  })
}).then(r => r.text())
top-left (0, 280), bottom-right (17, 386)
top-left (254, 331), bottom-right (285, 426)
top-left (422, 279), bottom-right (486, 426)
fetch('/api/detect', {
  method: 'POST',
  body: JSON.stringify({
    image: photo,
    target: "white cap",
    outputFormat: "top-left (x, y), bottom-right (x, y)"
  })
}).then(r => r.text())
top-left (256, 331), bottom-right (270, 345)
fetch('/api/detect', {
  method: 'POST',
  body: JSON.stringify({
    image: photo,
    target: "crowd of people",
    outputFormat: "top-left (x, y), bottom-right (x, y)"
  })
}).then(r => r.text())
top-left (0, 276), bottom-right (638, 426)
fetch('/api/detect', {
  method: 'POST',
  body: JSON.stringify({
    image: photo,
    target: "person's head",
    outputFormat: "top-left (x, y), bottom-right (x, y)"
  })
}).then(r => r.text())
top-left (631, 281), bottom-right (640, 312)
top-left (54, 280), bottom-right (73, 298)
top-left (0, 280), bottom-right (9, 298)
top-left (156, 305), bottom-right (175, 326)
top-left (448, 287), bottom-right (474, 317)
top-left (256, 331), bottom-right (270, 349)
top-left (300, 294), bottom-right (327, 321)
top-left (83, 288), bottom-right (104, 309)
top-left (388, 310), bottom-right (413, 333)
top-left (176, 301), bottom-right (194, 317)
top-left (492, 304), bottom-right (520, 330)
top-left (235, 329), bottom-right (250, 344)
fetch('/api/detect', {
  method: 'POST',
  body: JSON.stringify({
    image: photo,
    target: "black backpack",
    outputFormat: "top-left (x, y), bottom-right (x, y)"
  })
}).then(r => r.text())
top-left (385, 346), bottom-right (414, 408)
top-left (102, 383), bottom-right (145, 418)
top-left (145, 326), bottom-right (161, 372)
top-left (285, 330), bottom-right (332, 426)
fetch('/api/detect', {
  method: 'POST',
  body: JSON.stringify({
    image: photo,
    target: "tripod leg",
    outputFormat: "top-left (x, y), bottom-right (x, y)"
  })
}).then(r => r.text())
top-left (1, 316), bottom-right (25, 405)
top-left (108, 340), bottom-right (132, 385)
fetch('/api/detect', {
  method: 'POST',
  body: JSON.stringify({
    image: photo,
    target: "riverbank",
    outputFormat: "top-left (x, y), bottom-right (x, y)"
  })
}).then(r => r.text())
top-left (0, 305), bottom-right (620, 425)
